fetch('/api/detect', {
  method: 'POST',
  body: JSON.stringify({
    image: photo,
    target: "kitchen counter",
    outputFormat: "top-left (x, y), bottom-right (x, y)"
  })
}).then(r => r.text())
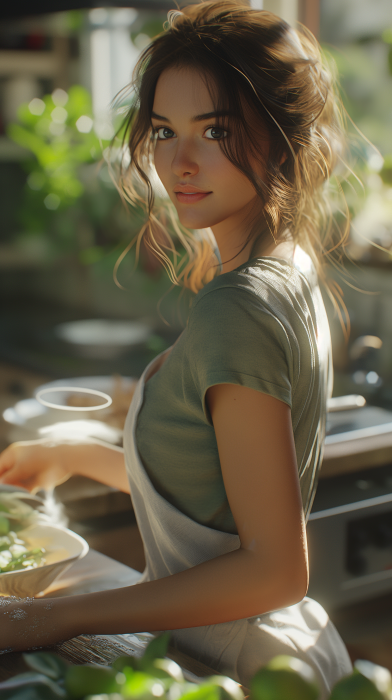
top-left (323, 429), bottom-right (392, 477)
top-left (322, 405), bottom-right (392, 478)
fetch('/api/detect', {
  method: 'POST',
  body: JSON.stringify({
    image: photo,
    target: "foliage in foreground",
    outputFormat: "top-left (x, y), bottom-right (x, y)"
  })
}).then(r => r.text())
top-left (0, 632), bottom-right (389, 700)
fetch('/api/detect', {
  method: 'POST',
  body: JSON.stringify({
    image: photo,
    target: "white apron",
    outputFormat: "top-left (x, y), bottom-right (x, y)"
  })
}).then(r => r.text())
top-left (123, 352), bottom-right (352, 697)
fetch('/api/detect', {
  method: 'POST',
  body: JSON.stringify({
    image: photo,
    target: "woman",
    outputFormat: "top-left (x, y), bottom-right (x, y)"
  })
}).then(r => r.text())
top-left (0, 2), bottom-right (352, 696)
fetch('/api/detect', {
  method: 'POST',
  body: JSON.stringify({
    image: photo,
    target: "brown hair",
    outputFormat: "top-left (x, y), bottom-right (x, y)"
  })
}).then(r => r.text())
top-left (117, 1), bottom-right (348, 295)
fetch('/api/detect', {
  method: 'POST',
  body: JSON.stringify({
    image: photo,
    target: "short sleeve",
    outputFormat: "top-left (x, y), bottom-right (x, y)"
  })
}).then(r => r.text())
top-left (185, 284), bottom-right (293, 424)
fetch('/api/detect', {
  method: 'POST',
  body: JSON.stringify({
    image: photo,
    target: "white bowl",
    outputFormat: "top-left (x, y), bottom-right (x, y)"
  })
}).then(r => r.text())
top-left (3, 376), bottom-right (135, 444)
top-left (0, 523), bottom-right (88, 597)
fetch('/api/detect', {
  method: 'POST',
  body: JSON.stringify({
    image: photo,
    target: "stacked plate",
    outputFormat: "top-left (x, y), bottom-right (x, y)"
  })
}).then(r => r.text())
top-left (3, 376), bottom-right (135, 445)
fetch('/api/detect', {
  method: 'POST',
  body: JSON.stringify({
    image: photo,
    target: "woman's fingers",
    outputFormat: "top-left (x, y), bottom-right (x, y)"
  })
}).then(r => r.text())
top-left (0, 441), bottom-right (63, 491)
top-left (0, 444), bottom-right (16, 476)
top-left (0, 448), bottom-right (38, 490)
top-left (0, 469), bottom-right (39, 491)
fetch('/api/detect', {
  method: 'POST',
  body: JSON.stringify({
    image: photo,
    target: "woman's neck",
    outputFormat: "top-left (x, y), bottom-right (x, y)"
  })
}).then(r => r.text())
top-left (210, 203), bottom-right (294, 273)
top-left (214, 234), bottom-right (294, 274)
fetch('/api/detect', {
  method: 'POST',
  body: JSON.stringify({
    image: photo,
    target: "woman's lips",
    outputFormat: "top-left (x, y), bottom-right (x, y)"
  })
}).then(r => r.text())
top-left (175, 192), bottom-right (211, 203)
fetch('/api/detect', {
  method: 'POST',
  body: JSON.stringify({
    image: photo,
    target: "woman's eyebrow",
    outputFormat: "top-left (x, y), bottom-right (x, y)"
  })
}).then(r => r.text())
top-left (192, 110), bottom-right (232, 122)
top-left (151, 110), bottom-right (232, 122)
top-left (151, 111), bottom-right (170, 122)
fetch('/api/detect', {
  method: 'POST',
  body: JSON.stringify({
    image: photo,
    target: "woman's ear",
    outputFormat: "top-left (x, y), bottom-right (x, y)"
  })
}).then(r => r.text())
top-left (280, 152), bottom-right (288, 165)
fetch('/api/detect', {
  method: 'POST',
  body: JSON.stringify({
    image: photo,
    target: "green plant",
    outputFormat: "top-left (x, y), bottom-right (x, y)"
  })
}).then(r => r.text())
top-left (0, 633), bottom-right (389, 700)
top-left (7, 85), bottom-right (138, 264)
top-left (321, 23), bottom-right (392, 265)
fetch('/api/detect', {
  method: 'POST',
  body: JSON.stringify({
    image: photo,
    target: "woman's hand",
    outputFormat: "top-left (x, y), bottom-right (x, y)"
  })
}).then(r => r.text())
top-left (0, 440), bottom-right (130, 494)
top-left (0, 440), bottom-right (72, 492)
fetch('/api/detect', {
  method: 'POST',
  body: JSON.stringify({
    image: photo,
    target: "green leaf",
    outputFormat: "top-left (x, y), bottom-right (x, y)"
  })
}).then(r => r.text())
top-left (66, 10), bottom-right (83, 32)
top-left (17, 102), bottom-right (43, 126)
top-left (66, 85), bottom-right (93, 121)
top-left (380, 155), bottom-right (392, 185)
top-left (0, 672), bottom-right (66, 700)
top-left (329, 670), bottom-right (385, 699)
top-left (139, 632), bottom-right (171, 671)
top-left (78, 246), bottom-right (107, 266)
top-left (179, 682), bottom-right (220, 700)
top-left (112, 654), bottom-right (140, 672)
top-left (382, 28), bottom-right (392, 44)
top-left (388, 46), bottom-right (392, 76)
top-left (250, 666), bottom-right (319, 700)
top-left (64, 664), bottom-right (120, 699)
top-left (23, 653), bottom-right (69, 680)
top-left (131, 17), bottom-right (163, 43)
top-left (0, 515), bottom-right (10, 535)
top-left (153, 658), bottom-right (184, 683)
top-left (121, 667), bottom-right (163, 697)
top-left (7, 123), bottom-right (52, 165)
top-left (204, 676), bottom-right (244, 700)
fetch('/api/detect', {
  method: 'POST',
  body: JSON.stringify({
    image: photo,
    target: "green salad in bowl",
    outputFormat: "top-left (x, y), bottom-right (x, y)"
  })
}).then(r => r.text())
top-left (0, 491), bottom-right (47, 574)
top-left (0, 489), bottom-right (88, 597)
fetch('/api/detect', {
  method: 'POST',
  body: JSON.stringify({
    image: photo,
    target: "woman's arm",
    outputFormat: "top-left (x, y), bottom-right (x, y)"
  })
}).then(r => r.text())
top-left (0, 440), bottom-right (129, 493)
top-left (0, 384), bottom-right (308, 652)
top-left (207, 382), bottom-right (309, 599)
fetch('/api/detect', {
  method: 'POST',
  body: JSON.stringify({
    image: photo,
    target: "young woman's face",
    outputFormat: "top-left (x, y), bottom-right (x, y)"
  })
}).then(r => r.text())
top-left (152, 67), bottom-right (264, 235)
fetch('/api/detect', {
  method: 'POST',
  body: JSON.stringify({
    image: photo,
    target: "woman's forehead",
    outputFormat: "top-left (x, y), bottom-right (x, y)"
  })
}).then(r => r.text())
top-left (153, 66), bottom-right (217, 117)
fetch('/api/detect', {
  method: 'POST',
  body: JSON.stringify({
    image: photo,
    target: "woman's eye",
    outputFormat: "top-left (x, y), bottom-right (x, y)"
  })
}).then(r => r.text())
top-left (204, 126), bottom-right (227, 140)
top-left (155, 127), bottom-right (175, 140)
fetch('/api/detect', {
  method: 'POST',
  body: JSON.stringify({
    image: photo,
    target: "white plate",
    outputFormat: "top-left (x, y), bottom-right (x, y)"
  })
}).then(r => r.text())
top-left (55, 319), bottom-right (151, 359)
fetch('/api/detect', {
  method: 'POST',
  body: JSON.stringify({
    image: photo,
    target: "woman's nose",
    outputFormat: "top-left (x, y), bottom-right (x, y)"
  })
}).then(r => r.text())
top-left (171, 140), bottom-right (199, 178)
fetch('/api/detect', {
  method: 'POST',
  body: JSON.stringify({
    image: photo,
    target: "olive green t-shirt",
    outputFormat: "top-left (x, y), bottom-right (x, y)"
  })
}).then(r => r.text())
top-left (135, 252), bottom-right (332, 534)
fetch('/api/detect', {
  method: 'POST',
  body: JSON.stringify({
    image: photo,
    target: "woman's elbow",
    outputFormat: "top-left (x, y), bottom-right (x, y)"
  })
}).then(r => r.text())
top-left (285, 567), bottom-right (309, 607)
top-left (277, 556), bottom-right (309, 607)
top-left (249, 554), bottom-right (309, 612)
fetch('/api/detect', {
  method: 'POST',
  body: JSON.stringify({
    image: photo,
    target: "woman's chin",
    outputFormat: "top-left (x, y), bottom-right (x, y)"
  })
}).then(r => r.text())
top-left (176, 212), bottom-right (213, 230)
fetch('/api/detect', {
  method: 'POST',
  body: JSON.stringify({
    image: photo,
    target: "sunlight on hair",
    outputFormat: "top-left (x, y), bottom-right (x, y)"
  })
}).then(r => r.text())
top-left (109, 0), bottom-right (366, 327)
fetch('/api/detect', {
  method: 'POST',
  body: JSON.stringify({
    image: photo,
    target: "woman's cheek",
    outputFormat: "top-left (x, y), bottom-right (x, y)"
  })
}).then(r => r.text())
top-left (154, 143), bottom-right (173, 185)
top-left (153, 149), bottom-right (165, 186)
